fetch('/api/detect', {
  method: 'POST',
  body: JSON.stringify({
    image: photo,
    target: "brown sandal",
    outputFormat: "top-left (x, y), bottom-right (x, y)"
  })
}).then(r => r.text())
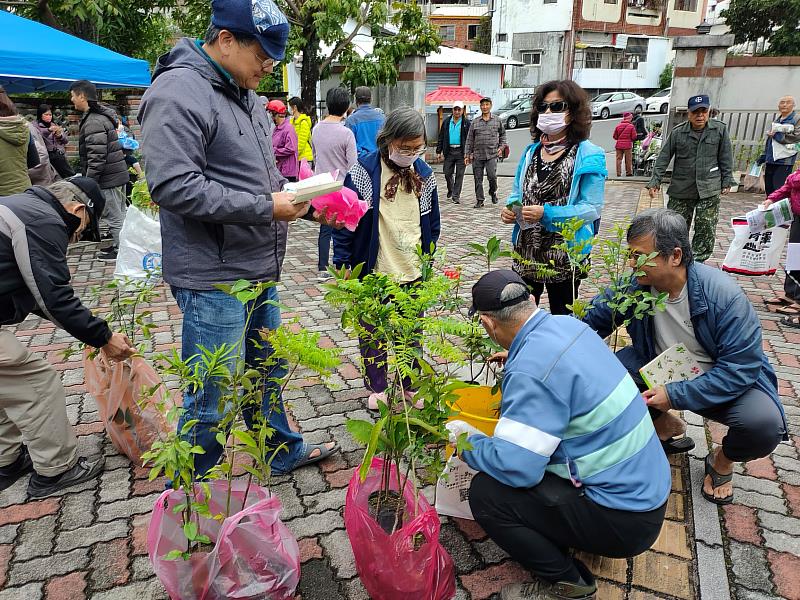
top-left (764, 296), bottom-right (795, 307)
top-left (775, 304), bottom-right (800, 316)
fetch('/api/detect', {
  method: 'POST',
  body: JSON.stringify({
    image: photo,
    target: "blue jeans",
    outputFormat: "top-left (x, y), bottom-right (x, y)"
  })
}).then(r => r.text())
top-left (173, 286), bottom-right (305, 478)
top-left (318, 225), bottom-right (333, 271)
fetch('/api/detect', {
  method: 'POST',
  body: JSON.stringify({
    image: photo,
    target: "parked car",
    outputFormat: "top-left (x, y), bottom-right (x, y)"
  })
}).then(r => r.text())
top-left (590, 91), bottom-right (645, 119)
top-left (496, 96), bottom-right (533, 130)
top-left (645, 88), bottom-right (671, 114)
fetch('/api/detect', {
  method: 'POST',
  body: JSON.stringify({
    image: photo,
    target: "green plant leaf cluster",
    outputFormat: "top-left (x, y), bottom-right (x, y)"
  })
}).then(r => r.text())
top-left (722, 0), bottom-right (800, 56)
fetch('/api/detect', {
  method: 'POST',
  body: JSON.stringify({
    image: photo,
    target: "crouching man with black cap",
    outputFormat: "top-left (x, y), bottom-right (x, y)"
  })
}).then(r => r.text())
top-left (447, 270), bottom-right (671, 600)
top-left (0, 177), bottom-right (135, 498)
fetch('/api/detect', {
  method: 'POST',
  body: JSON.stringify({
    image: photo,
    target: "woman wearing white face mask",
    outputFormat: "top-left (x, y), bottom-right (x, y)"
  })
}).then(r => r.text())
top-left (336, 106), bottom-right (441, 410)
top-left (500, 80), bottom-right (607, 315)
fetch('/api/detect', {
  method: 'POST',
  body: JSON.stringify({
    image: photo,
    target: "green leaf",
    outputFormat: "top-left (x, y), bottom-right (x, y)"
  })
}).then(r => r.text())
top-left (183, 521), bottom-right (198, 540)
top-left (164, 549), bottom-right (186, 561)
top-left (345, 419), bottom-right (374, 445)
top-left (358, 415), bottom-right (387, 481)
top-left (231, 430), bottom-right (257, 449)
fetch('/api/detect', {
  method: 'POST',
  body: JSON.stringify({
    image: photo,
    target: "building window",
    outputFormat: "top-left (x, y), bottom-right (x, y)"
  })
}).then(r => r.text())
top-left (521, 51), bottom-right (542, 65)
top-left (468, 24), bottom-right (479, 39)
top-left (497, 33), bottom-right (508, 42)
top-left (673, 0), bottom-right (697, 10)
top-left (626, 37), bottom-right (649, 64)
top-left (439, 25), bottom-right (455, 41)
top-left (544, 0), bottom-right (557, 4)
top-left (585, 50), bottom-right (602, 68)
top-left (605, 0), bottom-right (618, 3)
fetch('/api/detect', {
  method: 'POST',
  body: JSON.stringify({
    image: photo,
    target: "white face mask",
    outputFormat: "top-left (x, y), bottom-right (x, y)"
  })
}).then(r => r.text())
top-left (388, 148), bottom-right (420, 168)
top-left (537, 112), bottom-right (568, 135)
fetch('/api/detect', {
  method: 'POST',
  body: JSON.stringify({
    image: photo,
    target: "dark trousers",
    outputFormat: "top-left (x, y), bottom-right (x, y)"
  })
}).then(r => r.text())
top-left (443, 149), bottom-right (465, 201)
top-left (765, 163), bottom-right (793, 195)
top-left (318, 225), bottom-right (332, 271)
top-left (785, 216), bottom-right (800, 301)
top-left (48, 151), bottom-right (74, 179)
top-left (616, 346), bottom-right (786, 462)
top-left (470, 472), bottom-right (666, 584)
top-left (358, 319), bottom-right (418, 394)
top-left (472, 157), bottom-right (497, 204)
top-left (524, 276), bottom-right (581, 316)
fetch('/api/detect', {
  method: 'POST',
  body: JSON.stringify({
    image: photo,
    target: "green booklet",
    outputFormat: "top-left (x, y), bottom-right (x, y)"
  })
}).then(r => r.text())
top-left (639, 343), bottom-right (704, 390)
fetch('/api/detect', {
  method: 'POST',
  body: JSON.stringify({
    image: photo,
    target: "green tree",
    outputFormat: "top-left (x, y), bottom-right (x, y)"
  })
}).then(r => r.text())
top-left (658, 63), bottom-right (673, 90)
top-left (1, 0), bottom-right (175, 66)
top-left (337, 1), bottom-right (440, 92)
top-left (722, 0), bottom-right (800, 56)
top-left (472, 15), bottom-right (491, 54)
top-left (176, 0), bottom-right (439, 112)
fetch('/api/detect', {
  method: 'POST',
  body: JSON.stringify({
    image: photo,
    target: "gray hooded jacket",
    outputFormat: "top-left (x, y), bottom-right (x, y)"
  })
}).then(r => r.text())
top-left (139, 38), bottom-right (288, 290)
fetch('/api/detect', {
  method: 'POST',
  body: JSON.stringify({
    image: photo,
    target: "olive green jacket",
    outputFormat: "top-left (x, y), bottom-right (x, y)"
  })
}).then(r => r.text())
top-left (648, 119), bottom-right (736, 199)
top-left (0, 115), bottom-right (32, 196)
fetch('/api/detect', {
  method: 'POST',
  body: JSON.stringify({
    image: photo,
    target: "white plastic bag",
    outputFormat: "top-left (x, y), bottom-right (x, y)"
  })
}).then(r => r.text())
top-left (434, 454), bottom-right (479, 520)
top-left (722, 217), bottom-right (790, 276)
top-left (114, 205), bottom-right (162, 280)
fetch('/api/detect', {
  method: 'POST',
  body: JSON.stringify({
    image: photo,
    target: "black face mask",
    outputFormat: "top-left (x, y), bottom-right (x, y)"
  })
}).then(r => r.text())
top-left (62, 211), bottom-right (81, 240)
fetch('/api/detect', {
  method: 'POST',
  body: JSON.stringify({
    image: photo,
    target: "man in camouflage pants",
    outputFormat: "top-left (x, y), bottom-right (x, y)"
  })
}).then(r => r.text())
top-left (647, 94), bottom-right (736, 262)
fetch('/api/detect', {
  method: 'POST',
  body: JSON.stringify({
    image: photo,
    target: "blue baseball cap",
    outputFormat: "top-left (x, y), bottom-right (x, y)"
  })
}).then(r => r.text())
top-left (687, 94), bottom-right (710, 112)
top-left (211, 0), bottom-right (290, 61)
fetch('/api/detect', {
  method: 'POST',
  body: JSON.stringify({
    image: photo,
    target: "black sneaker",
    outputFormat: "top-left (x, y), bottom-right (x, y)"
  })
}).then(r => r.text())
top-left (27, 455), bottom-right (105, 498)
top-left (0, 446), bottom-right (34, 492)
top-left (491, 195), bottom-right (499, 204)
top-left (452, 197), bottom-right (460, 204)
top-left (474, 202), bottom-right (484, 208)
top-left (98, 248), bottom-right (118, 262)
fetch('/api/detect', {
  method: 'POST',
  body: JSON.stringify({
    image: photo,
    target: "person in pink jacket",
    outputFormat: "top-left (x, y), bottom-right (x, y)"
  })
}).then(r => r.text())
top-left (268, 99), bottom-right (299, 181)
top-left (613, 112), bottom-right (638, 177)
top-left (765, 167), bottom-right (800, 328)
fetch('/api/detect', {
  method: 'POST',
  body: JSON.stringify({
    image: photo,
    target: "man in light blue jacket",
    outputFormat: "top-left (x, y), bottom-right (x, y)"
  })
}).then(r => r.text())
top-left (584, 209), bottom-right (786, 506)
top-left (451, 270), bottom-right (671, 600)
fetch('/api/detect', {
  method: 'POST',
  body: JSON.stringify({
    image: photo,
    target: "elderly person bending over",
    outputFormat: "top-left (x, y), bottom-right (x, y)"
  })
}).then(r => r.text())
top-left (335, 106), bottom-right (440, 410)
top-left (453, 270), bottom-right (670, 600)
top-left (583, 209), bottom-right (786, 505)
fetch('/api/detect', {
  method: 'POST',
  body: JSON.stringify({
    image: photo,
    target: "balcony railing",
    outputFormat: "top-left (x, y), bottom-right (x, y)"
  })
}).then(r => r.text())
top-left (627, 0), bottom-right (664, 11)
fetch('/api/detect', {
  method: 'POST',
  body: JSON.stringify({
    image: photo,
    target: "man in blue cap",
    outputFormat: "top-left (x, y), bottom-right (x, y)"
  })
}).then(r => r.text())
top-left (646, 94), bottom-right (735, 262)
top-left (139, 0), bottom-right (341, 479)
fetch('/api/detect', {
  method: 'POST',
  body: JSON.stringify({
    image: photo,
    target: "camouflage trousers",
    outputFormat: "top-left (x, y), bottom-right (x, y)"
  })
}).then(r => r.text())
top-left (667, 195), bottom-right (720, 262)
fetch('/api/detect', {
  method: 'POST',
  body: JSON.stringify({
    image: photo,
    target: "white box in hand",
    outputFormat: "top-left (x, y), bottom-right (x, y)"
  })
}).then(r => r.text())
top-left (283, 173), bottom-right (343, 203)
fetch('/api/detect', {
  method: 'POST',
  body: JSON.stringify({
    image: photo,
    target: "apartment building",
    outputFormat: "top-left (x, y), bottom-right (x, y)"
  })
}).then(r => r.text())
top-left (491, 0), bottom-right (708, 93)
top-left (429, 4), bottom-right (489, 51)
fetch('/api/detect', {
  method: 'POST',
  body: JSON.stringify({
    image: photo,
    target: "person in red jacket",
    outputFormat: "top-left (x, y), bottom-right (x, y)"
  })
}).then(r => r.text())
top-left (613, 112), bottom-right (638, 177)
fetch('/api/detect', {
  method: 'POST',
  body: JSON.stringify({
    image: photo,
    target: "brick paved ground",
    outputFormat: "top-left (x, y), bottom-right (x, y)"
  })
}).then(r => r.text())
top-left (0, 177), bottom-right (796, 599)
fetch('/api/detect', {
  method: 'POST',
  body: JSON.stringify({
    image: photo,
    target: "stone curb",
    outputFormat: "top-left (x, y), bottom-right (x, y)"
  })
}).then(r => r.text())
top-left (685, 410), bottom-right (732, 600)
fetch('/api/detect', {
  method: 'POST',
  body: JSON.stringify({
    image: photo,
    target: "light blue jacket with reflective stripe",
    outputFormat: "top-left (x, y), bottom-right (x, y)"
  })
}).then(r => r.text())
top-left (461, 310), bottom-right (671, 512)
top-left (507, 140), bottom-right (607, 256)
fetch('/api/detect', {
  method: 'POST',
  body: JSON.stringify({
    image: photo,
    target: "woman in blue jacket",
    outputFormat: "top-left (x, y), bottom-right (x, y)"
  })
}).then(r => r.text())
top-left (335, 107), bottom-right (441, 410)
top-left (500, 80), bottom-right (607, 314)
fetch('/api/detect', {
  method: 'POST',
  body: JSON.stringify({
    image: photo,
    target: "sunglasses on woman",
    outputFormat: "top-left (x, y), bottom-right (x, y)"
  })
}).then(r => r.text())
top-left (537, 100), bottom-right (569, 113)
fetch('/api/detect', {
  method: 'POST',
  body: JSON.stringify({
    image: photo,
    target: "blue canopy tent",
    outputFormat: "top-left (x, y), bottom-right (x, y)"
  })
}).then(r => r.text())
top-left (0, 11), bottom-right (151, 93)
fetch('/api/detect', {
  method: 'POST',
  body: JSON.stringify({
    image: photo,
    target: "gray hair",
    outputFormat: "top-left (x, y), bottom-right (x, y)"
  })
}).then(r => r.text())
top-left (480, 282), bottom-right (535, 323)
top-left (354, 86), bottom-right (372, 104)
top-left (376, 106), bottom-right (426, 155)
top-left (204, 24), bottom-right (257, 47)
top-left (627, 208), bottom-right (693, 265)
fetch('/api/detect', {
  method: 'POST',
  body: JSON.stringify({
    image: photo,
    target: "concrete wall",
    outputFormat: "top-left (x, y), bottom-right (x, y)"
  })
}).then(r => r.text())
top-left (431, 16), bottom-right (483, 50)
top-left (509, 31), bottom-right (565, 87)
top-left (491, 0), bottom-right (572, 59)
top-left (718, 58), bottom-right (800, 110)
top-left (581, 0), bottom-right (622, 23)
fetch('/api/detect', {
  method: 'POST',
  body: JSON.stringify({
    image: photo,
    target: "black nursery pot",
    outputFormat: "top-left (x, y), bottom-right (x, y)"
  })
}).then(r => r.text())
top-left (368, 490), bottom-right (405, 534)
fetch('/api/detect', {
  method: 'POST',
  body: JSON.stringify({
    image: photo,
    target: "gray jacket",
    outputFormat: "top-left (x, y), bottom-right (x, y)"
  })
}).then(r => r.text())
top-left (648, 118), bottom-right (736, 199)
top-left (465, 114), bottom-right (506, 161)
top-left (139, 38), bottom-right (288, 290)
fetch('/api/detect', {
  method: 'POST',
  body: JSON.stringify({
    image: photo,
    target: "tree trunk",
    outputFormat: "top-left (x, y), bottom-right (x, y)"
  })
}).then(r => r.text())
top-left (300, 24), bottom-right (319, 118)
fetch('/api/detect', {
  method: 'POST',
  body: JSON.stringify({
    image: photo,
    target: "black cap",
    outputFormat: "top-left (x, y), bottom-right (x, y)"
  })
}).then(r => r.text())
top-left (469, 270), bottom-right (529, 316)
top-left (480, 97), bottom-right (492, 103)
top-left (66, 176), bottom-right (105, 242)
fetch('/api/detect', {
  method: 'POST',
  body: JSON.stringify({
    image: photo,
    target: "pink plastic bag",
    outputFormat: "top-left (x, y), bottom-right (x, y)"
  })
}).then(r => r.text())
top-left (311, 186), bottom-right (369, 231)
top-left (299, 158), bottom-right (314, 180)
top-left (147, 479), bottom-right (300, 600)
top-left (344, 458), bottom-right (456, 600)
top-left (83, 350), bottom-right (170, 464)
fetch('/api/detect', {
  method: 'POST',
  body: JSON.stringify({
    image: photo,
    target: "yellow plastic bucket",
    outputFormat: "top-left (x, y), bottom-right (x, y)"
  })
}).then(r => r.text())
top-left (447, 385), bottom-right (500, 436)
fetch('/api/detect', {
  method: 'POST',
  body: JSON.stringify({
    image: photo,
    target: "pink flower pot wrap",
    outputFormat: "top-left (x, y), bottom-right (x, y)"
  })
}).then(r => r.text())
top-left (147, 479), bottom-right (300, 600)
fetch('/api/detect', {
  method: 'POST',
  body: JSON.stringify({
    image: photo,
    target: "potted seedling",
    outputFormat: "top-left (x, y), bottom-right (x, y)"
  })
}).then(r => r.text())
top-left (142, 280), bottom-right (340, 600)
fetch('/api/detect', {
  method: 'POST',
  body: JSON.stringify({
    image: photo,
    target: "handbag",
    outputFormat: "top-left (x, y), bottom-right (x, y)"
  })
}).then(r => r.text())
top-left (771, 138), bottom-right (798, 161)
